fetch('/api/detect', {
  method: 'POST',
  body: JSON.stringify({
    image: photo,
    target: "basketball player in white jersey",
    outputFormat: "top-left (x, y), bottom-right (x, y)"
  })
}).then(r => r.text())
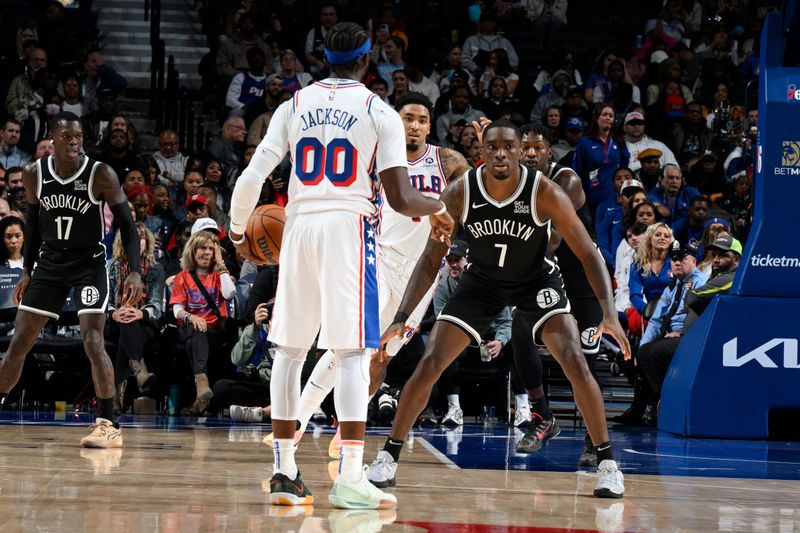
top-left (228, 24), bottom-right (454, 509)
top-left (261, 92), bottom-right (471, 457)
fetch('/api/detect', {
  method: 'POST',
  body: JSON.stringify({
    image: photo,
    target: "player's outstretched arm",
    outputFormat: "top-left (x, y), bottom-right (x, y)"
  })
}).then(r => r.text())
top-left (536, 178), bottom-right (631, 359)
top-left (94, 164), bottom-right (143, 306)
top-left (15, 163), bottom-right (42, 304)
top-left (379, 178), bottom-right (463, 351)
top-left (380, 166), bottom-right (454, 244)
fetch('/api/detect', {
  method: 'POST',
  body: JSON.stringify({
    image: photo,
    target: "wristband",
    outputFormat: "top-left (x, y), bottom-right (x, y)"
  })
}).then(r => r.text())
top-left (434, 202), bottom-right (447, 216)
top-left (229, 232), bottom-right (246, 245)
top-left (393, 311), bottom-right (409, 325)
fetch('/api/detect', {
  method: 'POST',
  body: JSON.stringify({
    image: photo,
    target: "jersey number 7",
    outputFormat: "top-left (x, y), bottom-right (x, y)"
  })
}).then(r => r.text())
top-left (296, 137), bottom-right (358, 187)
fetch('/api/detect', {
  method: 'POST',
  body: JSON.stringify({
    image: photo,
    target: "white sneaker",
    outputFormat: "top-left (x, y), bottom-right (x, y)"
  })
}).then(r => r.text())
top-left (593, 459), bottom-right (625, 498)
top-left (329, 466), bottom-right (397, 510)
top-left (513, 404), bottom-right (532, 427)
top-left (230, 405), bottom-right (263, 423)
top-left (366, 450), bottom-right (397, 488)
top-left (440, 403), bottom-right (463, 427)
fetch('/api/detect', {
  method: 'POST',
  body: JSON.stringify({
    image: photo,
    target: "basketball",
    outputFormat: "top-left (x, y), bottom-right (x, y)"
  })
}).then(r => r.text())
top-left (245, 204), bottom-right (285, 265)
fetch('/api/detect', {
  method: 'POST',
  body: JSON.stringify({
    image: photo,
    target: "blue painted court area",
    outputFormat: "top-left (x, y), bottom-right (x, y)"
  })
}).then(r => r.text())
top-left (1, 411), bottom-right (799, 482)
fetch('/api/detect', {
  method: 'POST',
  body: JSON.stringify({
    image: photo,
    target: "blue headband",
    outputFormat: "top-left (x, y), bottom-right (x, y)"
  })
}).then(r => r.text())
top-left (324, 39), bottom-right (371, 65)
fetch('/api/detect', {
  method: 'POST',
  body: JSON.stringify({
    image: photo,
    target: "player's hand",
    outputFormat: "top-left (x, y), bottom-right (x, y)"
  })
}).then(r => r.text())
top-left (122, 272), bottom-right (143, 307)
top-left (13, 273), bottom-right (30, 307)
top-left (378, 322), bottom-right (404, 363)
top-left (189, 314), bottom-right (208, 332)
top-left (429, 209), bottom-right (454, 247)
top-left (254, 303), bottom-right (270, 327)
top-left (486, 340), bottom-right (503, 358)
top-left (593, 314), bottom-right (631, 360)
top-left (472, 117), bottom-right (492, 144)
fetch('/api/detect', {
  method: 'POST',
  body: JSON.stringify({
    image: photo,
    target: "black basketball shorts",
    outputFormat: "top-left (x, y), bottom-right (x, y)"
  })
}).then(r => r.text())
top-left (438, 267), bottom-right (571, 347)
top-left (20, 245), bottom-right (109, 320)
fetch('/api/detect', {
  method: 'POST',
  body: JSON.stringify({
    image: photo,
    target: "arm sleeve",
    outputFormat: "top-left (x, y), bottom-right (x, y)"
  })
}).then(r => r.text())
top-left (225, 73), bottom-right (245, 110)
top-left (628, 267), bottom-right (646, 314)
top-left (372, 100), bottom-right (409, 173)
top-left (110, 201), bottom-right (142, 274)
top-left (228, 101), bottom-right (292, 234)
top-left (23, 205), bottom-right (42, 272)
top-left (220, 272), bottom-right (236, 300)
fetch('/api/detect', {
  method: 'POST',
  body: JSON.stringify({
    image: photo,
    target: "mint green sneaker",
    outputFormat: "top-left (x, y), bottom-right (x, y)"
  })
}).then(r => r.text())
top-left (329, 466), bottom-right (397, 509)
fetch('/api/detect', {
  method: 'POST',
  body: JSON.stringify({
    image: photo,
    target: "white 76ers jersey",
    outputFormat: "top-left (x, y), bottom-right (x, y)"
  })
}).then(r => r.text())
top-left (378, 144), bottom-right (447, 260)
top-left (259, 78), bottom-right (407, 217)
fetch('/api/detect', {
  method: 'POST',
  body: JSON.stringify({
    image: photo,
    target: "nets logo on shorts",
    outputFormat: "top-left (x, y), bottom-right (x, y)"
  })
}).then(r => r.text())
top-left (536, 288), bottom-right (560, 309)
top-left (80, 286), bottom-right (100, 306)
top-left (581, 327), bottom-right (598, 346)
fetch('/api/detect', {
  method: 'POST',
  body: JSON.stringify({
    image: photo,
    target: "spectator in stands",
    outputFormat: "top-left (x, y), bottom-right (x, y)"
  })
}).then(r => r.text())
top-left (278, 49), bottom-right (312, 94)
top-left (61, 74), bottom-right (84, 117)
top-left (99, 128), bottom-right (142, 179)
top-left (670, 101), bottom-right (713, 168)
top-left (406, 66), bottom-right (440, 106)
top-left (434, 69), bottom-right (472, 117)
top-left (623, 111), bottom-right (678, 172)
top-left (543, 105), bottom-right (563, 142)
top-left (530, 70), bottom-right (570, 128)
top-left (583, 49), bottom-right (618, 102)
top-left (721, 171), bottom-right (751, 241)
top-left (216, 12), bottom-right (274, 81)
top-left (164, 219), bottom-right (193, 277)
top-left (18, 69), bottom-right (61, 154)
top-left (122, 168), bottom-right (145, 194)
top-left (638, 241), bottom-right (707, 424)
top-left (215, 267), bottom-right (278, 421)
top-left (557, 116), bottom-right (584, 166)
top-left (480, 77), bottom-right (516, 121)
top-left (200, 156), bottom-right (229, 210)
top-left (0, 215), bottom-right (24, 270)
top-left (152, 129), bottom-right (189, 191)
top-left (208, 117), bottom-right (245, 187)
top-left (628, 222), bottom-right (673, 335)
top-left (0, 121), bottom-right (31, 169)
top-left (631, 201), bottom-right (660, 228)
top-left (5, 167), bottom-right (23, 194)
top-left (644, 1), bottom-right (693, 42)
top-left (378, 37), bottom-right (407, 93)
top-left (185, 194), bottom-right (210, 225)
top-left (34, 139), bottom-right (54, 160)
top-left (435, 86), bottom-right (486, 143)
top-left (687, 150), bottom-right (727, 197)
top-left (245, 74), bottom-right (284, 143)
top-left (614, 222), bottom-right (648, 318)
top-left (387, 70), bottom-right (410, 107)
top-left (175, 170), bottom-right (204, 221)
top-left (109, 223), bottom-right (165, 412)
top-left (304, 3), bottom-right (338, 78)
top-left (368, 76), bottom-right (389, 104)
top-left (436, 45), bottom-right (469, 94)
top-left (596, 173), bottom-right (639, 266)
top-left (461, 13), bottom-right (519, 77)
top-left (671, 196), bottom-right (710, 249)
top-left (645, 59), bottom-right (693, 108)
top-left (593, 60), bottom-right (640, 107)
top-left (5, 47), bottom-right (48, 122)
top-left (573, 104), bottom-right (630, 214)
top-left (696, 217), bottom-right (731, 275)
top-left (226, 47), bottom-right (268, 115)
top-left (151, 183), bottom-right (179, 252)
top-left (648, 164), bottom-right (701, 225)
top-left (635, 147), bottom-right (664, 191)
top-left (523, 0), bottom-right (568, 50)
top-left (198, 185), bottom-right (231, 232)
top-left (170, 231), bottom-right (236, 415)
top-left (97, 114), bottom-right (139, 156)
top-left (81, 89), bottom-right (119, 151)
top-left (478, 49), bottom-right (519, 97)
top-left (562, 85), bottom-right (590, 126)
top-left (684, 234), bottom-right (741, 329)
top-left (80, 50), bottom-right (127, 114)
top-left (127, 183), bottom-right (162, 238)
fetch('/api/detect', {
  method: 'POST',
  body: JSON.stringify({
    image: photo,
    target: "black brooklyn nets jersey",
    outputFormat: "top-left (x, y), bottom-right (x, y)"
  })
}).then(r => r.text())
top-left (36, 155), bottom-right (105, 250)
top-left (461, 165), bottom-right (554, 284)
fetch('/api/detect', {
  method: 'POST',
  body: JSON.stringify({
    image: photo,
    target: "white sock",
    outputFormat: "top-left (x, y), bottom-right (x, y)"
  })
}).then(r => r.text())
top-left (296, 350), bottom-right (337, 434)
top-left (515, 394), bottom-right (529, 410)
top-left (447, 394), bottom-right (460, 409)
top-left (339, 440), bottom-right (364, 483)
top-left (273, 438), bottom-right (298, 479)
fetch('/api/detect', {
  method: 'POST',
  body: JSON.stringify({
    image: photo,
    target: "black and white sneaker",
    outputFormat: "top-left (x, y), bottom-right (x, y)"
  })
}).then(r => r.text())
top-left (593, 460), bottom-right (624, 498)
top-left (269, 472), bottom-right (314, 506)
top-left (515, 413), bottom-right (560, 454)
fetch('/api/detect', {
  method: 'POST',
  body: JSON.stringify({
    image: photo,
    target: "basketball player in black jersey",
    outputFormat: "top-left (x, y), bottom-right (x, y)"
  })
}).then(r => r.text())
top-left (512, 125), bottom-right (605, 464)
top-left (368, 121), bottom-right (630, 498)
top-left (0, 112), bottom-right (142, 448)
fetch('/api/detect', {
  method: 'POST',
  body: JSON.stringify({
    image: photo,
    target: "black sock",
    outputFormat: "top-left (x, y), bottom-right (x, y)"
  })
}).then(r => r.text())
top-left (383, 437), bottom-right (404, 463)
top-left (530, 397), bottom-right (552, 419)
top-left (97, 397), bottom-right (115, 424)
top-left (595, 441), bottom-right (614, 463)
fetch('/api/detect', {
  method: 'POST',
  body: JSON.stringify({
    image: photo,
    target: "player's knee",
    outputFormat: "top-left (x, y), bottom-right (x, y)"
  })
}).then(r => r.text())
top-left (275, 345), bottom-right (307, 362)
top-left (81, 328), bottom-right (104, 356)
top-left (560, 349), bottom-right (592, 379)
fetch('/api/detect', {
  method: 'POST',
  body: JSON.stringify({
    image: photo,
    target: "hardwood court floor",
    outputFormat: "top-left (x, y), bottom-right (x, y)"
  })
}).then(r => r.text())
top-left (0, 413), bottom-right (799, 532)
